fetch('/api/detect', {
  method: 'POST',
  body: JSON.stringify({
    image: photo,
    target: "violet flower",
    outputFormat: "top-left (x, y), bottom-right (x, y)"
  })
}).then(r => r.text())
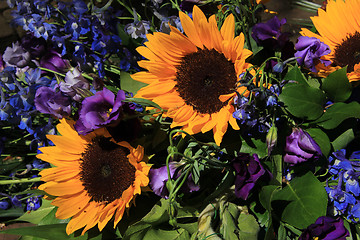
top-left (59, 67), bottom-right (90, 101)
top-left (295, 36), bottom-right (331, 72)
top-left (299, 216), bottom-right (349, 240)
top-left (148, 162), bottom-right (200, 199)
top-left (284, 128), bottom-right (322, 165)
top-left (34, 86), bottom-right (71, 119)
top-left (74, 88), bottom-right (126, 135)
top-left (251, 16), bottom-right (289, 47)
top-left (40, 50), bottom-right (69, 73)
top-left (232, 153), bottom-right (267, 200)
top-left (21, 33), bottom-right (47, 57)
top-left (2, 42), bottom-right (31, 68)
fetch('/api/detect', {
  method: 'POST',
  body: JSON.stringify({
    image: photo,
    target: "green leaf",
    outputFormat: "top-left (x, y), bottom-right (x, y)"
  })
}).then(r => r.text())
top-left (120, 71), bottom-right (148, 95)
top-left (321, 67), bottom-right (351, 102)
top-left (306, 128), bottom-right (331, 157)
top-left (15, 199), bottom-right (55, 225)
top-left (272, 172), bottom-right (327, 229)
top-left (313, 102), bottom-right (360, 129)
top-left (259, 185), bottom-right (280, 212)
top-left (219, 203), bottom-right (259, 240)
top-left (240, 137), bottom-right (267, 158)
top-left (0, 224), bottom-right (88, 240)
top-left (283, 66), bottom-right (308, 86)
top-left (331, 128), bottom-right (355, 151)
top-left (279, 83), bottom-right (326, 120)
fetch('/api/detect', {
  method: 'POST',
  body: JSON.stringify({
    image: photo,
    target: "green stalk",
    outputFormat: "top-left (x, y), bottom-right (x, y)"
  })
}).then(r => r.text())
top-left (0, 177), bottom-right (41, 185)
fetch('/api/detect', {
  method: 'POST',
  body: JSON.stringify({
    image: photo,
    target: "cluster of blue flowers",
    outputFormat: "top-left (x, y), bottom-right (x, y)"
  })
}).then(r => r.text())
top-left (326, 149), bottom-right (360, 222)
top-left (232, 72), bottom-right (281, 136)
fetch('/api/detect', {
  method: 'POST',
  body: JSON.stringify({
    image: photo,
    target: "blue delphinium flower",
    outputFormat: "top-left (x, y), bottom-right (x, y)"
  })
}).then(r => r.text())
top-left (327, 149), bottom-right (360, 222)
top-left (26, 196), bottom-right (42, 211)
top-left (125, 18), bottom-right (151, 39)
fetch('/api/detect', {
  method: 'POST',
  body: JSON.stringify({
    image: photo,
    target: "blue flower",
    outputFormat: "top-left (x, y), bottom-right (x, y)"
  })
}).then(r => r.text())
top-left (26, 196), bottom-right (41, 211)
top-left (125, 20), bottom-right (151, 39)
top-left (0, 201), bottom-right (9, 210)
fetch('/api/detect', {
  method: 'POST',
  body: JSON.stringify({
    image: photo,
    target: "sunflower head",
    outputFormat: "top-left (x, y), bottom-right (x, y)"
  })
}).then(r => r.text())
top-left (132, 6), bottom-right (252, 145)
top-left (37, 119), bottom-right (151, 235)
top-left (300, 0), bottom-right (360, 82)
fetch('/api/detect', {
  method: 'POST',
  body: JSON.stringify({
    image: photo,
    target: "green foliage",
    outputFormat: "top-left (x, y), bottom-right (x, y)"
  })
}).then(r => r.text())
top-left (123, 199), bottom-right (198, 240)
top-left (313, 102), bottom-right (360, 129)
top-left (321, 67), bottom-right (352, 102)
top-left (279, 83), bottom-right (326, 120)
top-left (272, 172), bottom-right (327, 229)
top-left (120, 71), bottom-right (148, 95)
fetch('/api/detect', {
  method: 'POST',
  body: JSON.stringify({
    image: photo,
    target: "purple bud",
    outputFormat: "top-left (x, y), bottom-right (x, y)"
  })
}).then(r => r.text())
top-left (34, 86), bottom-right (72, 119)
top-left (3, 42), bottom-right (31, 68)
top-left (40, 50), bottom-right (69, 73)
top-left (299, 216), bottom-right (349, 240)
top-left (284, 128), bottom-right (322, 165)
top-left (74, 88), bottom-right (126, 134)
top-left (148, 162), bottom-right (200, 199)
top-left (232, 153), bottom-right (268, 200)
top-left (295, 36), bottom-right (331, 72)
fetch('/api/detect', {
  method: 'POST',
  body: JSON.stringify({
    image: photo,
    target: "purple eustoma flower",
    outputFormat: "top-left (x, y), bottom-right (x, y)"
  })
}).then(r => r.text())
top-left (148, 162), bottom-right (200, 199)
top-left (40, 50), bottom-right (69, 73)
top-left (21, 33), bottom-right (47, 58)
top-left (2, 42), bottom-right (31, 68)
top-left (232, 153), bottom-right (267, 200)
top-left (59, 67), bottom-right (90, 101)
top-left (34, 86), bottom-right (71, 119)
top-left (251, 16), bottom-right (289, 47)
top-left (284, 128), bottom-right (322, 165)
top-left (299, 216), bottom-right (349, 240)
top-left (74, 88), bottom-right (126, 135)
top-left (295, 36), bottom-right (331, 72)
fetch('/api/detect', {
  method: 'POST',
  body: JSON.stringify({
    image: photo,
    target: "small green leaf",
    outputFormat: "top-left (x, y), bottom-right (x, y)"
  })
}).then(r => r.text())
top-left (240, 137), bottom-right (267, 158)
top-left (219, 203), bottom-right (259, 240)
top-left (279, 83), bottom-right (326, 120)
top-left (283, 66), bottom-right (308, 86)
top-left (120, 72), bottom-right (148, 95)
top-left (306, 128), bottom-right (331, 157)
top-left (15, 200), bottom-right (55, 225)
top-left (314, 102), bottom-right (360, 129)
top-left (272, 172), bottom-right (327, 229)
top-left (321, 67), bottom-right (351, 102)
top-left (332, 128), bottom-right (355, 151)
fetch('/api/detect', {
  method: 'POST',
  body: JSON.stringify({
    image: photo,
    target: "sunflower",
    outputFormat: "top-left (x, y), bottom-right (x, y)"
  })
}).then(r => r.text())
top-left (37, 119), bottom-right (151, 235)
top-left (132, 6), bottom-right (252, 145)
top-left (300, 0), bottom-right (360, 82)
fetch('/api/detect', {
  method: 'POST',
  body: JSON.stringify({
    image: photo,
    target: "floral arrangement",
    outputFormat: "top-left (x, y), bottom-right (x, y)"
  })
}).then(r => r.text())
top-left (0, 0), bottom-right (359, 239)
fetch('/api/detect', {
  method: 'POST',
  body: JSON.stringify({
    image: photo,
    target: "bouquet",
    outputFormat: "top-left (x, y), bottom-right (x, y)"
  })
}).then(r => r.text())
top-left (0, 0), bottom-right (359, 239)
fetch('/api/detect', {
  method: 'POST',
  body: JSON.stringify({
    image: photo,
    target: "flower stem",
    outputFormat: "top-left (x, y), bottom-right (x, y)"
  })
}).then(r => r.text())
top-left (0, 177), bottom-right (41, 185)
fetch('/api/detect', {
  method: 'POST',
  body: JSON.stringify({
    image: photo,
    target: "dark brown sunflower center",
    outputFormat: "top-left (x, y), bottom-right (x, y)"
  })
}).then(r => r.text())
top-left (79, 137), bottom-right (135, 203)
top-left (333, 31), bottom-right (360, 72)
top-left (175, 48), bottom-right (237, 114)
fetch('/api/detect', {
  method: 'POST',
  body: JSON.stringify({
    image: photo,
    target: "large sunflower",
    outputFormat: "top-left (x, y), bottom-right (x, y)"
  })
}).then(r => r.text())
top-left (37, 119), bottom-right (151, 235)
top-left (300, 0), bottom-right (360, 82)
top-left (132, 6), bottom-right (252, 145)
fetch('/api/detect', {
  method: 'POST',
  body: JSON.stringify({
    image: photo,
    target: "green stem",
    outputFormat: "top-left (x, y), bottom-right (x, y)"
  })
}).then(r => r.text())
top-left (0, 177), bottom-right (41, 185)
